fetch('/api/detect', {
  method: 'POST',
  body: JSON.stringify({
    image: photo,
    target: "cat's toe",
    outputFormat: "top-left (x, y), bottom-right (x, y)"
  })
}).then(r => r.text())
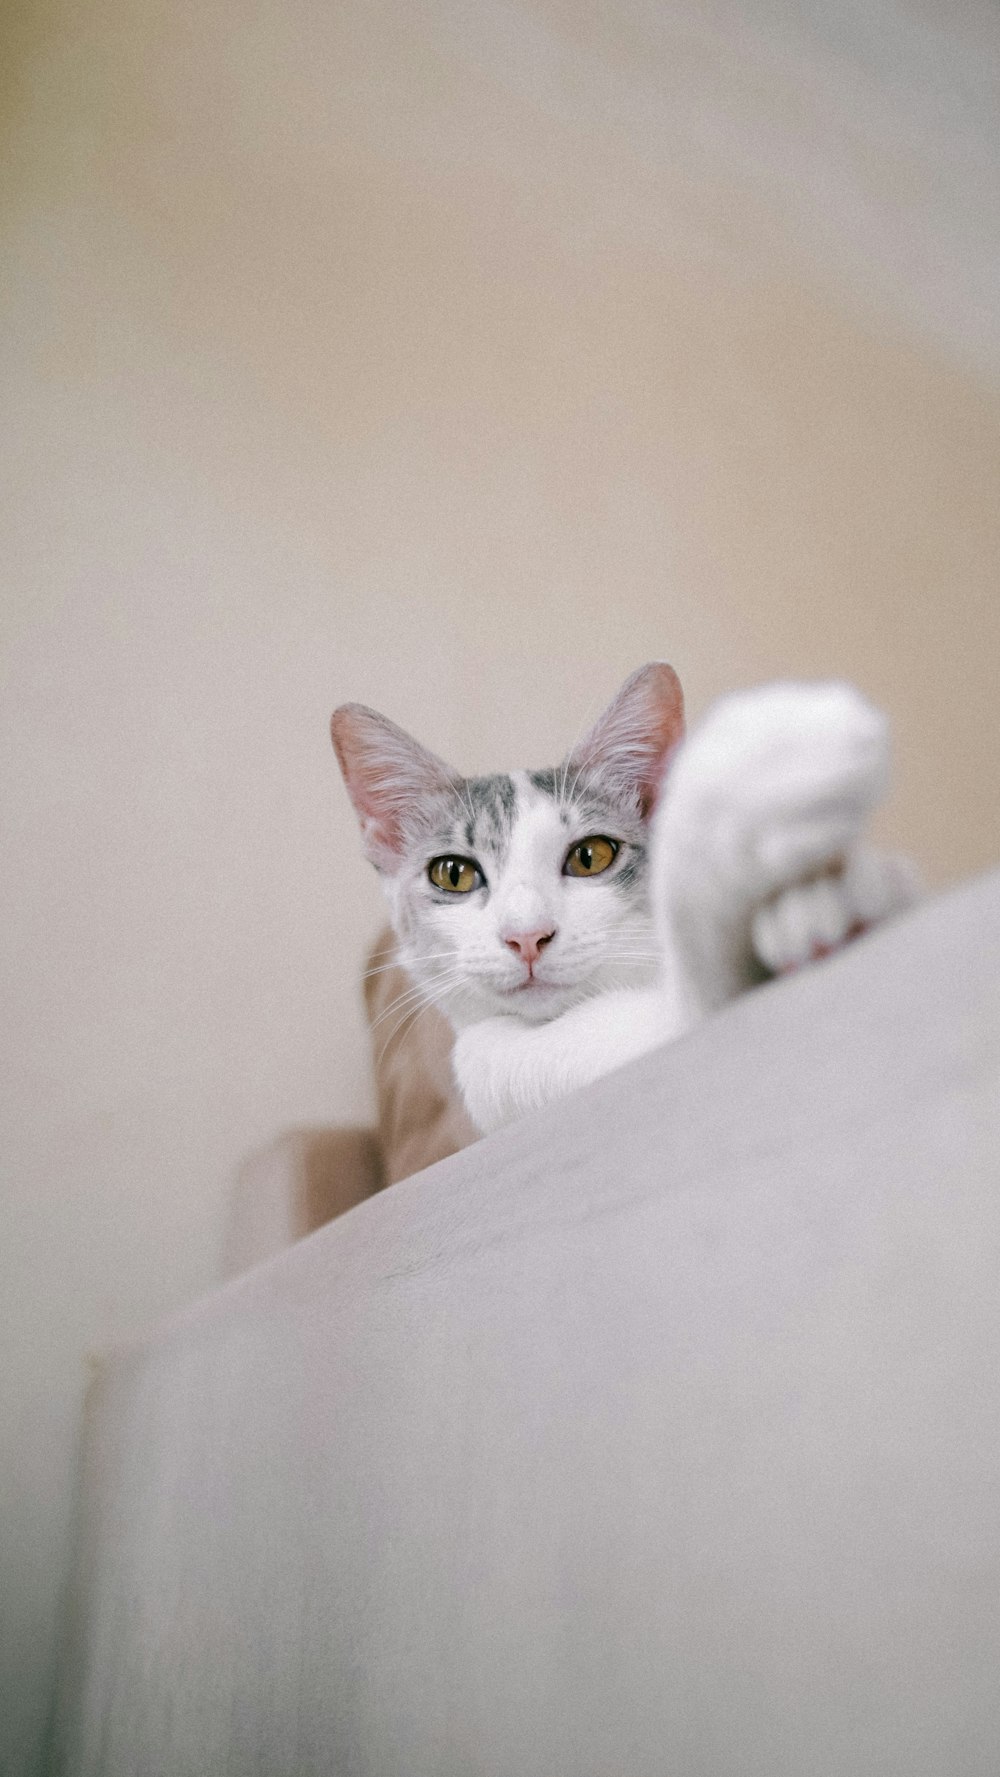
top-left (752, 871), bottom-right (854, 974)
top-left (751, 847), bottom-right (922, 975)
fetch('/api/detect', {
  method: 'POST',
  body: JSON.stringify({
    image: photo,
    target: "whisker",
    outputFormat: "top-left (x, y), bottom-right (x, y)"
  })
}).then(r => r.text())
top-left (368, 982), bottom-right (431, 1021)
top-left (375, 972), bottom-right (471, 1064)
top-left (453, 774), bottom-right (481, 847)
top-left (375, 984), bottom-right (453, 1055)
top-left (369, 973), bottom-right (465, 1032)
top-left (367, 969), bottom-right (464, 1032)
top-left (360, 949), bottom-right (459, 981)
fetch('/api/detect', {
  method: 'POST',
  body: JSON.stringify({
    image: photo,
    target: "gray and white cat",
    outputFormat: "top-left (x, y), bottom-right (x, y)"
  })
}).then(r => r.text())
top-left (332, 665), bottom-right (919, 1135)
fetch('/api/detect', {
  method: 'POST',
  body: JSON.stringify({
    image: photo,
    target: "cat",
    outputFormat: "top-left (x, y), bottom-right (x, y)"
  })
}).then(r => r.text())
top-left (331, 665), bottom-right (919, 1136)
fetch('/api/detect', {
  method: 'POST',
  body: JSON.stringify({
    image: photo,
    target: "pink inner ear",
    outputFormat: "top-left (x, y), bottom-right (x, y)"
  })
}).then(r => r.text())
top-left (331, 703), bottom-right (458, 869)
top-left (567, 662), bottom-right (685, 816)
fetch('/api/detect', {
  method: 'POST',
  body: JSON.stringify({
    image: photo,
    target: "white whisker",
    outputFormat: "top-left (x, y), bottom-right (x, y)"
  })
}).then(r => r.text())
top-left (360, 949), bottom-right (459, 981)
top-left (366, 965), bottom-right (466, 1033)
top-left (375, 970), bottom-right (471, 1064)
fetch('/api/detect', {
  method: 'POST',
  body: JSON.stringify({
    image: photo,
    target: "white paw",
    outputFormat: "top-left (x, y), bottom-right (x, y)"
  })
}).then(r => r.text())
top-left (751, 847), bottom-right (922, 975)
top-left (657, 681), bottom-right (891, 904)
top-left (451, 1018), bottom-right (518, 1136)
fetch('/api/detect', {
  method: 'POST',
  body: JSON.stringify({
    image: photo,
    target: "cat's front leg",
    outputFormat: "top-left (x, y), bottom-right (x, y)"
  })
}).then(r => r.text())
top-left (652, 681), bottom-right (892, 1015)
top-left (452, 988), bottom-right (671, 1136)
top-left (451, 1018), bottom-right (538, 1136)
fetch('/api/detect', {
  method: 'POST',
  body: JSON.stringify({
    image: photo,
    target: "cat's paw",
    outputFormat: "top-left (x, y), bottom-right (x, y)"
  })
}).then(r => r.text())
top-left (451, 1017), bottom-right (520, 1136)
top-left (751, 846), bottom-right (922, 975)
top-left (657, 681), bottom-right (890, 905)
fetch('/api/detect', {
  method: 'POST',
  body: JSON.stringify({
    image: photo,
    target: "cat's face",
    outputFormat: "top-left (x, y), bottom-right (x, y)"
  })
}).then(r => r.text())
top-left (332, 663), bottom-right (684, 1029)
top-left (371, 768), bottom-right (653, 1027)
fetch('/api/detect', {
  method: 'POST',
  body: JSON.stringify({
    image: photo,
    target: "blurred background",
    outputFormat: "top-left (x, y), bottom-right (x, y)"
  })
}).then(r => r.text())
top-left (2, 0), bottom-right (999, 1768)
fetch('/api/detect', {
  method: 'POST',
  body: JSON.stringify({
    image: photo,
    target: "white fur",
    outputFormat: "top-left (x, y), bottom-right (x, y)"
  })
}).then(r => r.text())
top-left (450, 682), bottom-right (920, 1135)
top-left (452, 988), bottom-right (670, 1134)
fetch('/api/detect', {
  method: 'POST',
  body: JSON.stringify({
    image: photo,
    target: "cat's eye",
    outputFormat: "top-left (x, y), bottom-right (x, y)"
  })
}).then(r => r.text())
top-left (564, 836), bottom-right (619, 878)
top-left (428, 856), bottom-right (484, 894)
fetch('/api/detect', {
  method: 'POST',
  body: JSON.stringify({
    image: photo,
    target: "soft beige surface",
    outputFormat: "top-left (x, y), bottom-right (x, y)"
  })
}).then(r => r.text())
top-left (53, 872), bottom-right (1000, 1775)
top-left (3, 0), bottom-right (1000, 1767)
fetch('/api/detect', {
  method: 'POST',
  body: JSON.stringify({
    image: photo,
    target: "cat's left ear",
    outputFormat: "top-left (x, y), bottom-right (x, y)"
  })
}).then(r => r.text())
top-left (564, 662), bottom-right (685, 817)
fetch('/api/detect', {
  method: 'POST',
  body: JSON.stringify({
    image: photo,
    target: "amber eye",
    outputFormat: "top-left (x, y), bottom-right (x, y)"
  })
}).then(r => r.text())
top-left (564, 836), bottom-right (619, 878)
top-left (428, 856), bottom-right (484, 894)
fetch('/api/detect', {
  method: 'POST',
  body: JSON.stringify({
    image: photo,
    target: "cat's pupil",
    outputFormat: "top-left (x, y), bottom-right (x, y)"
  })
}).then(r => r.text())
top-left (580, 845), bottom-right (593, 871)
top-left (448, 860), bottom-right (461, 888)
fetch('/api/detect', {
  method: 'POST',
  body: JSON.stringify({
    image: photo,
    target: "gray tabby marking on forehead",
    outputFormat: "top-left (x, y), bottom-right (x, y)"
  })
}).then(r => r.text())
top-left (529, 766), bottom-right (645, 832)
top-left (529, 767), bottom-right (619, 827)
top-left (527, 768), bottom-right (566, 803)
top-left (460, 773), bottom-right (518, 854)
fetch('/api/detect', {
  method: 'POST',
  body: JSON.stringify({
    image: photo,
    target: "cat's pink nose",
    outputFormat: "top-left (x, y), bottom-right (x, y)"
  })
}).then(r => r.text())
top-left (503, 928), bottom-right (555, 967)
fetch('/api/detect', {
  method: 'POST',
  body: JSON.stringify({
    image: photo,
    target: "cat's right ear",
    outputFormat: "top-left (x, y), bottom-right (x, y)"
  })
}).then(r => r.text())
top-left (565, 662), bottom-right (685, 816)
top-left (331, 704), bottom-right (458, 872)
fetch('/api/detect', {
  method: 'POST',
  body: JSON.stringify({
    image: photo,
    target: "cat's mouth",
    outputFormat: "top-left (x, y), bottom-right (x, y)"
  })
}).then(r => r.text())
top-left (496, 973), bottom-right (568, 1001)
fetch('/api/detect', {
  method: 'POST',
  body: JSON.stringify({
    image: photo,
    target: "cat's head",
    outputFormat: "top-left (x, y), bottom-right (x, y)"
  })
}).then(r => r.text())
top-left (331, 663), bottom-right (684, 1028)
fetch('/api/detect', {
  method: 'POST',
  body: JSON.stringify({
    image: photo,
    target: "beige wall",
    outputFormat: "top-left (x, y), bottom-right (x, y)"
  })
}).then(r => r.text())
top-left (2, 0), bottom-right (999, 1767)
